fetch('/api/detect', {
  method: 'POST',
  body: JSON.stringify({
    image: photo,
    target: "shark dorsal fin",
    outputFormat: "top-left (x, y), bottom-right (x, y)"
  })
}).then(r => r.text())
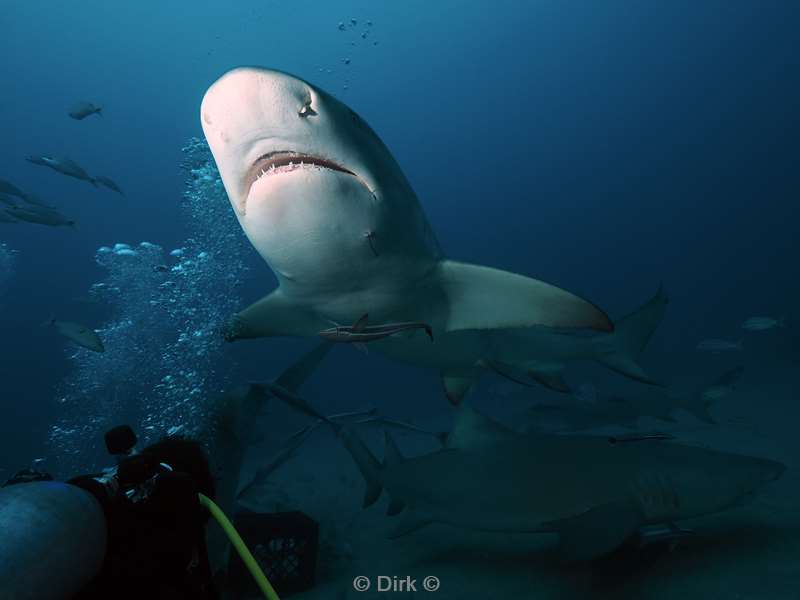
top-left (352, 313), bottom-right (369, 332)
top-left (445, 404), bottom-right (518, 450)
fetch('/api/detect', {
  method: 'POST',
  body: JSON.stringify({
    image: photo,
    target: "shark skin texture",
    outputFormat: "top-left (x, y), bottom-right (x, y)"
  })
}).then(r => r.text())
top-left (200, 67), bottom-right (667, 403)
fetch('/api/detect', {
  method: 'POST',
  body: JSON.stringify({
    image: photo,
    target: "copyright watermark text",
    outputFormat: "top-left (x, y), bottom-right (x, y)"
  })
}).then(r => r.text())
top-left (352, 575), bottom-right (440, 593)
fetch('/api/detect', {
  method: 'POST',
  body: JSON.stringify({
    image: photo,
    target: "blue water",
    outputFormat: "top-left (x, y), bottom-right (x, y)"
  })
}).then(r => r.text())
top-left (1, 1), bottom-right (798, 595)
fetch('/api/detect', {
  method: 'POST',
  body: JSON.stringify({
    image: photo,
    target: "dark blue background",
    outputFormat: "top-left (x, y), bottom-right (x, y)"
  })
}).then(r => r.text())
top-left (1, 1), bottom-right (797, 471)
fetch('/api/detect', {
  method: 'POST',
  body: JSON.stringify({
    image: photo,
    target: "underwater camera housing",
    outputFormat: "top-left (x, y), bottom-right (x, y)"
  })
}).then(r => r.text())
top-left (79, 424), bottom-right (176, 505)
top-left (105, 424), bottom-right (137, 457)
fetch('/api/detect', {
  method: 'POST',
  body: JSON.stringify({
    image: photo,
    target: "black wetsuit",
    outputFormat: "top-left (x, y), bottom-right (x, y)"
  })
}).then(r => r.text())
top-left (70, 438), bottom-right (220, 599)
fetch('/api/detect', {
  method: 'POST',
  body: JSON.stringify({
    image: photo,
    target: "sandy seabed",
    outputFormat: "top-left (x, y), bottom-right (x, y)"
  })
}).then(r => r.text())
top-left (235, 375), bottom-right (800, 600)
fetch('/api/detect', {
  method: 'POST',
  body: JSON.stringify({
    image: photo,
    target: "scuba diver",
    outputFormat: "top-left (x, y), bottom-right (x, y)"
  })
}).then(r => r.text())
top-left (0, 426), bottom-right (281, 600)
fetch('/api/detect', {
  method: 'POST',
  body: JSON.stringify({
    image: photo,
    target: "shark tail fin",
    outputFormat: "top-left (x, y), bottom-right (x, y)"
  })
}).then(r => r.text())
top-left (338, 426), bottom-right (384, 508)
top-left (40, 316), bottom-right (56, 328)
top-left (594, 286), bottom-right (668, 385)
top-left (96, 107), bottom-right (103, 117)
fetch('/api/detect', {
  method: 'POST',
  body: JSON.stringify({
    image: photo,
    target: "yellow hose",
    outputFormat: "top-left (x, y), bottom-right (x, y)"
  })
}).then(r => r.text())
top-left (198, 493), bottom-right (281, 600)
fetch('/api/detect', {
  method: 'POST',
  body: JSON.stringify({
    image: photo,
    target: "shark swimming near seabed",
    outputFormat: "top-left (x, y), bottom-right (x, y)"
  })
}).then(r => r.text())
top-left (200, 342), bottom-right (333, 576)
top-left (274, 392), bottom-right (786, 562)
top-left (524, 365), bottom-right (746, 432)
top-left (202, 341), bottom-right (392, 575)
top-left (200, 67), bottom-right (666, 403)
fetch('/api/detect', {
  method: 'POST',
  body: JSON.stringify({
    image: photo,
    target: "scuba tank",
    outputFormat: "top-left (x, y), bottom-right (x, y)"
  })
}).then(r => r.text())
top-left (0, 480), bottom-right (107, 599)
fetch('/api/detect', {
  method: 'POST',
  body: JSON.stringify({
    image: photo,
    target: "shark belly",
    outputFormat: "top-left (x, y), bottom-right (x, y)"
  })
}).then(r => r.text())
top-left (200, 67), bottom-right (673, 399)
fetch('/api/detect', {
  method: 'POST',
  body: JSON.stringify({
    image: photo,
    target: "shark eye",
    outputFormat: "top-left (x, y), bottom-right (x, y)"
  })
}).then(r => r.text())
top-left (298, 101), bottom-right (317, 118)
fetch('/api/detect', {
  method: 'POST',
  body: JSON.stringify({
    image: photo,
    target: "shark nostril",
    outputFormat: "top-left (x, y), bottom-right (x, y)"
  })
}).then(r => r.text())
top-left (298, 103), bottom-right (317, 118)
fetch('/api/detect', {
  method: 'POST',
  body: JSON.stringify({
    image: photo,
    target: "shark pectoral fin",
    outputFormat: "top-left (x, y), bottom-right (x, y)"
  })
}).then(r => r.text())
top-left (438, 260), bottom-right (612, 333)
top-left (224, 289), bottom-right (319, 341)
top-left (546, 504), bottom-right (644, 562)
top-left (441, 372), bottom-right (477, 406)
top-left (354, 342), bottom-right (369, 355)
top-left (387, 510), bottom-right (434, 539)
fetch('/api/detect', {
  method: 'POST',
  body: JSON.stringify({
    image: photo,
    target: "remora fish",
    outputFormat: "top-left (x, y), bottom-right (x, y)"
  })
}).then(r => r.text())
top-left (319, 313), bottom-right (434, 347)
top-left (697, 339), bottom-right (743, 353)
top-left (526, 365), bottom-right (745, 430)
top-left (279, 396), bottom-right (787, 561)
top-left (236, 407), bottom-right (377, 502)
top-left (0, 178), bottom-right (27, 199)
top-left (200, 67), bottom-right (665, 403)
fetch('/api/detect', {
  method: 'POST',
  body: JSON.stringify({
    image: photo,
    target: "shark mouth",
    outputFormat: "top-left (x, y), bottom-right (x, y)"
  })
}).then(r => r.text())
top-left (244, 151), bottom-right (357, 198)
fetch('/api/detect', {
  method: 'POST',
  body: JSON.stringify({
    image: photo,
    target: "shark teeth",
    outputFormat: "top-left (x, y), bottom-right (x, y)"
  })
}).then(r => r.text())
top-left (246, 151), bottom-right (357, 189)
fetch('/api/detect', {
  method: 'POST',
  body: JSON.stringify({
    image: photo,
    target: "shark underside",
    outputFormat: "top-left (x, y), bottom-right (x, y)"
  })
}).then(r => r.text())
top-left (200, 67), bottom-right (668, 403)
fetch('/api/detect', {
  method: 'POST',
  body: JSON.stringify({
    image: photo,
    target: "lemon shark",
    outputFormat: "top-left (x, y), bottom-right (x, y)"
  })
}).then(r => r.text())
top-left (200, 67), bottom-right (664, 403)
top-left (277, 392), bottom-right (787, 561)
top-left (201, 342), bottom-right (333, 575)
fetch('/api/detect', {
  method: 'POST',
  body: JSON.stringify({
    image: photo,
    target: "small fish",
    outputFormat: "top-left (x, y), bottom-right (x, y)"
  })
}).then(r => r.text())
top-left (5, 205), bottom-right (75, 228)
top-left (0, 178), bottom-right (27, 199)
top-left (742, 316), bottom-right (785, 331)
top-left (26, 155), bottom-right (97, 186)
top-left (45, 318), bottom-right (105, 352)
top-left (697, 339), bottom-right (743, 353)
top-left (319, 313), bottom-right (434, 346)
top-left (701, 365), bottom-right (744, 403)
top-left (94, 175), bottom-right (125, 196)
top-left (68, 102), bottom-right (102, 120)
top-left (19, 193), bottom-right (56, 209)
